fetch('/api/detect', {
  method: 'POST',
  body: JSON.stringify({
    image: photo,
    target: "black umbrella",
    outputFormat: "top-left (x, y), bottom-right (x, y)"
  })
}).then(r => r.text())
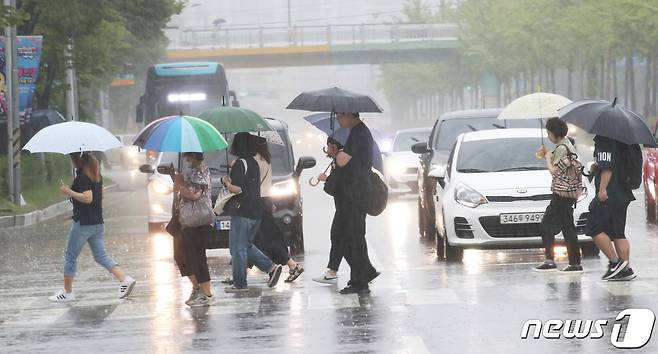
top-left (558, 98), bottom-right (657, 146)
top-left (286, 87), bottom-right (384, 113)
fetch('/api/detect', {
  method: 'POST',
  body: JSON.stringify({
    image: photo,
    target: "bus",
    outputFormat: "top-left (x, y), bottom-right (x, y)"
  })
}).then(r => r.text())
top-left (136, 61), bottom-right (238, 125)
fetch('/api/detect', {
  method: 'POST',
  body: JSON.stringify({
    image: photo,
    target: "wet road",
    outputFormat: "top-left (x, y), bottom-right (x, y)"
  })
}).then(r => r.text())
top-left (1, 156), bottom-right (658, 353)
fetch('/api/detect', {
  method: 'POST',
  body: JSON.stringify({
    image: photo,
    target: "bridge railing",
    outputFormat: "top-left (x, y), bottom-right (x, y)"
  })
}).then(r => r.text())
top-left (167, 23), bottom-right (459, 50)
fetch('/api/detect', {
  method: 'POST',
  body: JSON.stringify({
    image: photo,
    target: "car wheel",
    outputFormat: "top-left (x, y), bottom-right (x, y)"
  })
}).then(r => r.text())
top-left (418, 197), bottom-right (426, 237)
top-left (581, 242), bottom-right (600, 258)
top-left (436, 227), bottom-right (446, 260)
top-left (645, 192), bottom-right (657, 224)
top-left (444, 234), bottom-right (463, 262)
top-left (288, 218), bottom-right (305, 255)
top-left (148, 222), bottom-right (163, 233)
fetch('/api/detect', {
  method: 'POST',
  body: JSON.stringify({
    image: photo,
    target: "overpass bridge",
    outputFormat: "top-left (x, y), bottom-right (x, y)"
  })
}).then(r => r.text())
top-left (165, 23), bottom-right (461, 68)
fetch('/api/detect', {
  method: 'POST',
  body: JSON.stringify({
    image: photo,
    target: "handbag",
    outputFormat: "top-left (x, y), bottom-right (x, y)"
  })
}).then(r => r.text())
top-left (213, 159), bottom-right (248, 216)
top-left (179, 180), bottom-right (216, 229)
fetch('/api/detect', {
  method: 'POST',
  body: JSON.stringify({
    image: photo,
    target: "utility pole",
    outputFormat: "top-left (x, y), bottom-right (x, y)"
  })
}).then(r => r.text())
top-left (5, 0), bottom-right (21, 205)
top-left (287, 0), bottom-right (291, 28)
top-left (65, 40), bottom-right (77, 121)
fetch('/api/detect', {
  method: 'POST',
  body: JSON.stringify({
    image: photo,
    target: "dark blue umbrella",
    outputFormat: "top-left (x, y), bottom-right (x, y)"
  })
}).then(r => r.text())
top-left (559, 98), bottom-right (657, 146)
top-left (303, 113), bottom-right (384, 173)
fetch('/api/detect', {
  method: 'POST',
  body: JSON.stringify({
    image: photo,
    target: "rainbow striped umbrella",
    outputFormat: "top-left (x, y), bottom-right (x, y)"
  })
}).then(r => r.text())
top-left (132, 115), bottom-right (228, 152)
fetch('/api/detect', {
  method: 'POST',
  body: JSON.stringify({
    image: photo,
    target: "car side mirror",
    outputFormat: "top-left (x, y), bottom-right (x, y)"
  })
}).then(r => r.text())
top-left (294, 156), bottom-right (316, 177)
top-left (411, 142), bottom-right (430, 154)
top-left (229, 90), bottom-right (240, 107)
top-left (428, 166), bottom-right (446, 188)
top-left (139, 164), bottom-right (154, 174)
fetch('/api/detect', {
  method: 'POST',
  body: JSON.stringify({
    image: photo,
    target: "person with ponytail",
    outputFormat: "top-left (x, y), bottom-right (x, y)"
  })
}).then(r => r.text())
top-left (49, 152), bottom-right (136, 302)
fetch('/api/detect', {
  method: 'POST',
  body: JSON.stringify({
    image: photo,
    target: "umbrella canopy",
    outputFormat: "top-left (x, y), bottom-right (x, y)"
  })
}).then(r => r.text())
top-left (249, 131), bottom-right (285, 146)
top-left (287, 87), bottom-right (384, 113)
top-left (498, 92), bottom-right (572, 120)
top-left (133, 115), bottom-right (228, 153)
top-left (303, 112), bottom-right (384, 173)
top-left (559, 98), bottom-right (656, 146)
top-left (23, 121), bottom-right (122, 154)
top-left (197, 107), bottom-right (273, 133)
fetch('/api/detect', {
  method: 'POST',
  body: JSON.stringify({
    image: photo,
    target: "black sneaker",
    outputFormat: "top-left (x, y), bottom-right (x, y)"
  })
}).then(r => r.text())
top-left (268, 265), bottom-right (283, 288)
top-left (560, 265), bottom-right (584, 274)
top-left (602, 260), bottom-right (629, 280)
top-left (608, 267), bottom-right (637, 281)
top-left (339, 284), bottom-right (370, 295)
top-left (532, 261), bottom-right (557, 272)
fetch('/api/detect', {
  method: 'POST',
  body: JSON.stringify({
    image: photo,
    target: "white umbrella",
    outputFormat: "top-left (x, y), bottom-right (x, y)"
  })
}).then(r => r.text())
top-left (249, 130), bottom-right (285, 146)
top-left (23, 121), bottom-right (122, 154)
top-left (498, 92), bottom-right (572, 120)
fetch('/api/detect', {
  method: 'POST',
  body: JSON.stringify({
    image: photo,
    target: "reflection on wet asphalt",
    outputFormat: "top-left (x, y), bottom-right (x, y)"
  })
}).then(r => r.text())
top-left (1, 166), bottom-right (658, 353)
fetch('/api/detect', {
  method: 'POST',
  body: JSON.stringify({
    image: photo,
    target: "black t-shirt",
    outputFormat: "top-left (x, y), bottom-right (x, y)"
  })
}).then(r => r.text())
top-left (230, 157), bottom-right (263, 219)
top-left (337, 121), bottom-right (373, 207)
top-left (71, 170), bottom-right (104, 225)
top-left (593, 135), bottom-right (635, 204)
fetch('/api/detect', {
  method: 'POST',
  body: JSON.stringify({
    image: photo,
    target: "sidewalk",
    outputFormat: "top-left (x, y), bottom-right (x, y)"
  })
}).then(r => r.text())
top-left (0, 183), bottom-right (118, 228)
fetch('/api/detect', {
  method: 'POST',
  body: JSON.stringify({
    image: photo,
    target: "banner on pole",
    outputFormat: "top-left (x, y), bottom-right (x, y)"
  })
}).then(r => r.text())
top-left (0, 35), bottom-right (43, 124)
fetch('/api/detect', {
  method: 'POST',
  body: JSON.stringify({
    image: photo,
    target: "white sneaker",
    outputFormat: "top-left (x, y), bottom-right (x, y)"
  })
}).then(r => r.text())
top-left (312, 274), bottom-right (338, 285)
top-left (185, 288), bottom-right (201, 306)
top-left (188, 294), bottom-right (214, 307)
top-left (118, 276), bottom-right (136, 299)
top-left (49, 290), bottom-right (76, 302)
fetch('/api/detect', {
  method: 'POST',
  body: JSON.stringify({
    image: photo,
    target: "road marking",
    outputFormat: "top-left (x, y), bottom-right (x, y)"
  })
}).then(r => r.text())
top-left (307, 293), bottom-right (360, 310)
top-left (403, 288), bottom-right (460, 306)
top-left (397, 336), bottom-right (431, 354)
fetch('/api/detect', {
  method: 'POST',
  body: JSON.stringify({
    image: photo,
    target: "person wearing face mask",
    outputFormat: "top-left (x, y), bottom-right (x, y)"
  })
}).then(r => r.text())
top-left (174, 152), bottom-right (216, 307)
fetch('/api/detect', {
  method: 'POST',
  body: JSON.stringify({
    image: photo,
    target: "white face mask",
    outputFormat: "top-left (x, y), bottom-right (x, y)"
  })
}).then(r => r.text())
top-left (182, 159), bottom-right (193, 172)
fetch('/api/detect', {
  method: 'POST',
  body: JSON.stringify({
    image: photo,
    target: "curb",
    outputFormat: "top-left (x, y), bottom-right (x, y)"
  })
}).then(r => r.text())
top-left (0, 183), bottom-right (119, 228)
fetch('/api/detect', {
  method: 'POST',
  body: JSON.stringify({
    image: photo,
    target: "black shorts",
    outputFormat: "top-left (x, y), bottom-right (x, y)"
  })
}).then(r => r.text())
top-left (586, 199), bottom-right (629, 240)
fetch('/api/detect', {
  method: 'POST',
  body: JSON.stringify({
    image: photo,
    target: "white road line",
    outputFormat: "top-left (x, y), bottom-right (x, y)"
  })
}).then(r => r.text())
top-left (397, 336), bottom-right (431, 354)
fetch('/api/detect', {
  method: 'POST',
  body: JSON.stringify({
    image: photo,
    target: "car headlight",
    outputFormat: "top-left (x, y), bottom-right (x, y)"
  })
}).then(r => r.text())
top-left (454, 183), bottom-right (487, 208)
top-left (152, 179), bottom-right (173, 195)
top-left (270, 180), bottom-right (297, 198)
top-left (387, 160), bottom-right (406, 177)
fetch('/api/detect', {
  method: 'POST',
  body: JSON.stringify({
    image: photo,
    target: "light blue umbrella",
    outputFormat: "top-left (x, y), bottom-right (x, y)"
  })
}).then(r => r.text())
top-left (303, 113), bottom-right (384, 174)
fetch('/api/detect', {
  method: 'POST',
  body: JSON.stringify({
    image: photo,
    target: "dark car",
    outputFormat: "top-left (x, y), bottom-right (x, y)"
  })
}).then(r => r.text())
top-left (212, 118), bottom-right (316, 253)
top-left (411, 108), bottom-right (543, 240)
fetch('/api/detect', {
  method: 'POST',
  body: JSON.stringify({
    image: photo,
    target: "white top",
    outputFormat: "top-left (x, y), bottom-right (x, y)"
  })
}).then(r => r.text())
top-left (255, 153), bottom-right (272, 197)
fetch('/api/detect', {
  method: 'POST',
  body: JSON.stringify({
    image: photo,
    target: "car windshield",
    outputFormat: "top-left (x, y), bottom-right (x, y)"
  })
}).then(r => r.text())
top-left (433, 118), bottom-right (543, 151)
top-left (157, 130), bottom-right (292, 176)
top-left (393, 130), bottom-right (431, 152)
top-left (456, 138), bottom-right (555, 173)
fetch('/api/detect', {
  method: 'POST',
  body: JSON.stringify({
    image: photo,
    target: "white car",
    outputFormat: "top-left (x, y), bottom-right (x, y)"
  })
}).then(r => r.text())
top-left (429, 128), bottom-right (597, 261)
top-left (384, 127), bottom-right (432, 194)
top-left (106, 134), bottom-right (143, 169)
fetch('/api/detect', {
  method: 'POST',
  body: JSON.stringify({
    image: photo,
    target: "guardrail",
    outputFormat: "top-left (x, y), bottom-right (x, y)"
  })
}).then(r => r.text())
top-left (167, 22), bottom-right (460, 50)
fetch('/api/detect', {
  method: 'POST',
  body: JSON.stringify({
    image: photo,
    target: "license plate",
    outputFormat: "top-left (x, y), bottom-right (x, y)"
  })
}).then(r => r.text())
top-left (217, 220), bottom-right (231, 230)
top-left (500, 212), bottom-right (544, 224)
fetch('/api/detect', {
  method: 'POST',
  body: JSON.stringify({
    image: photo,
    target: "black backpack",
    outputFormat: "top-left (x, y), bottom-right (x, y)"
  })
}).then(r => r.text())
top-left (618, 142), bottom-right (643, 190)
top-left (367, 171), bottom-right (388, 216)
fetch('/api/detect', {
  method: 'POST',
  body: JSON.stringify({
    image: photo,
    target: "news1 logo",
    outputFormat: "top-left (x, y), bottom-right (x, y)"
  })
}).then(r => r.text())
top-left (521, 309), bottom-right (656, 349)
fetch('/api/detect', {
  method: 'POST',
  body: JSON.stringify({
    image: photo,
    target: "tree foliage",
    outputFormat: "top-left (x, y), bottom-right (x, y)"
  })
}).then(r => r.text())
top-left (16, 0), bottom-right (183, 119)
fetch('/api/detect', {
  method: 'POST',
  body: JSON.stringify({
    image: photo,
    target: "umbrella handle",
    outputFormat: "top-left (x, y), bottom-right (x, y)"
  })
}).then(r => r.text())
top-left (308, 162), bottom-right (333, 187)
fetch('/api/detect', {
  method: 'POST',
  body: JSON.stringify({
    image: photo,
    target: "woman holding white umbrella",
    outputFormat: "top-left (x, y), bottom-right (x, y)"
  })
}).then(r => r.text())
top-left (50, 152), bottom-right (136, 302)
top-left (23, 121), bottom-right (137, 302)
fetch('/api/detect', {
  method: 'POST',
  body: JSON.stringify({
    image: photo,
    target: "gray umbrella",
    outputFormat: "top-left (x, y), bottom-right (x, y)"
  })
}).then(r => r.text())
top-left (558, 98), bottom-right (657, 146)
top-left (286, 87), bottom-right (384, 113)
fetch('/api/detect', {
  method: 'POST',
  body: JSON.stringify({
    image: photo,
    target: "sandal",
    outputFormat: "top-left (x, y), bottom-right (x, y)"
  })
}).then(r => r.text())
top-left (285, 265), bottom-right (304, 283)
